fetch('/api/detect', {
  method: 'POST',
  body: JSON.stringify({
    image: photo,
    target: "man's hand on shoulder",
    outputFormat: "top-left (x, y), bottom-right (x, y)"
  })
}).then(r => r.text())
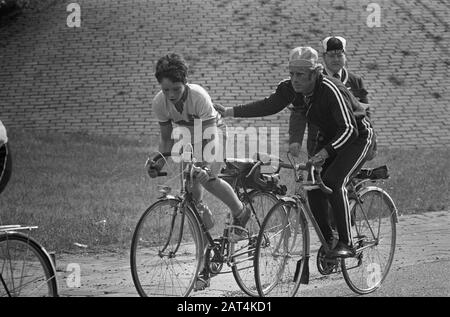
top-left (214, 104), bottom-right (234, 117)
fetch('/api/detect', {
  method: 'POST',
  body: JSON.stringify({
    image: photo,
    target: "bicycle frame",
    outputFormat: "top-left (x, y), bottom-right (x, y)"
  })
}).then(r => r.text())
top-left (254, 153), bottom-right (398, 296)
top-left (279, 153), bottom-right (398, 260)
top-left (278, 155), bottom-right (334, 257)
top-left (153, 153), bottom-right (232, 267)
top-left (285, 184), bottom-right (385, 261)
top-left (154, 149), bottom-right (279, 274)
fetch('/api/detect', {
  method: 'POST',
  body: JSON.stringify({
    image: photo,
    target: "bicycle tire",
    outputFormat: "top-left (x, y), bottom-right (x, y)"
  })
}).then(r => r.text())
top-left (0, 232), bottom-right (58, 297)
top-left (130, 198), bottom-right (204, 297)
top-left (230, 191), bottom-right (278, 297)
top-left (254, 199), bottom-right (308, 297)
top-left (341, 187), bottom-right (397, 294)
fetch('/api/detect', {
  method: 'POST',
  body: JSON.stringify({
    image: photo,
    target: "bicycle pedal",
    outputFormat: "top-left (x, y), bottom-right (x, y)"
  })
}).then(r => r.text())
top-left (226, 224), bottom-right (249, 232)
top-left (227, 225), bottom-right (249, 243)
top-left (228, 234), bottom-right (248, 243)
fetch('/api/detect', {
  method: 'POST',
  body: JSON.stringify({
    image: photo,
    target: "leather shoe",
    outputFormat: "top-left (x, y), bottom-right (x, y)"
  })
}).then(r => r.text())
top-left (326, 241), bottom-right (355, 258)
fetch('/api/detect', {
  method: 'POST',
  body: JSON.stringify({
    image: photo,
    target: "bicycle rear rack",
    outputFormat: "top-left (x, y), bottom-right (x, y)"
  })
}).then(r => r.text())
top-left (0, 225), bottom-right (38, 233)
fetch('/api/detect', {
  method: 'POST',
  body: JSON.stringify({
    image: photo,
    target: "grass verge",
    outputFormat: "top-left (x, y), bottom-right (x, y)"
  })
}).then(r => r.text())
top-left (0, 129), bottom-right (448, 252)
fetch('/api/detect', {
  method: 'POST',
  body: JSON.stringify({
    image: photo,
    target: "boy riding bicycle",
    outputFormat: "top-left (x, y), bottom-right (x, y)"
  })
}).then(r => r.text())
top-left (146, 53), bottom-right (251, 290)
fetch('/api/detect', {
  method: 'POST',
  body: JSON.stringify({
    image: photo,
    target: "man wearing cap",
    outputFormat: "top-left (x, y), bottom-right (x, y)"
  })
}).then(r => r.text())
top-left (215, 47), bottom-right (376, 257)
top-left (321, 36), bottom-right (369, 103)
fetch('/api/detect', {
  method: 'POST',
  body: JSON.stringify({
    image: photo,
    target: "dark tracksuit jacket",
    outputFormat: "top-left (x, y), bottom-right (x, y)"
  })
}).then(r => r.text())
top-left (235, 73), bottom-right (375, 245)
top-left (233, 68), bottom-right (369, 157)
top-left (232, 78), bottom-right (315, 154)
top-left (304, 74), bottom-right (375, 245)
top-left (289, 68), bottom-right (369, 156)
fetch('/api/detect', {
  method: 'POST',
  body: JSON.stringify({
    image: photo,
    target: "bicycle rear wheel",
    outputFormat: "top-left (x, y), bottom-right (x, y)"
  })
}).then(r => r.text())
top-left (231, 191), bottom-right (278, 297)
top-left (254, 200), bottom-right (308, 297)
top-left (130, 198), bottom-right (203, 297)
top-left (342, 187), bottom-right (397, 294)
top-left (0, 232), bottom-right (58, 297)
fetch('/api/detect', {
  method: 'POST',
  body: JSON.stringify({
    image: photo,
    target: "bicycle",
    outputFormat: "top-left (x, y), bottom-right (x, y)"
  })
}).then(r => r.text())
top-left (0, 225), bottom-right (58, 297)
top-left (254, 153), bottom-right (398, 296)
top-left (130, 147), bottom-right (286, 297)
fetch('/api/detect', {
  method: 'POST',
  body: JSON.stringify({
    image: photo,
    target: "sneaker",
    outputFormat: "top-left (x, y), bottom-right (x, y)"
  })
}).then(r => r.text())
top-left (229, 206), bottom-right (251, 242)
top-left (193, 270), bottom-right (210, 291)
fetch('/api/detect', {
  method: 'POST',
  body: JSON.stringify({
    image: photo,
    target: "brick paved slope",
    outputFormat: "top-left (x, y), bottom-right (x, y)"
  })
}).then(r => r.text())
top-left (0, 0), bottom-right (449, 148)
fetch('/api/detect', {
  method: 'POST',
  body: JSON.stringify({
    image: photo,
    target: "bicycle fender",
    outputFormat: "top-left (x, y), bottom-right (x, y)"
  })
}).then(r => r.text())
top-left (164, 195), bottom-right (180, 201)
top-left (152, 196), bottom-right (182, 207)
top-left (359, 186), bottom-right (399, 223)
top-left (279, 196), bottom-right (298, 206)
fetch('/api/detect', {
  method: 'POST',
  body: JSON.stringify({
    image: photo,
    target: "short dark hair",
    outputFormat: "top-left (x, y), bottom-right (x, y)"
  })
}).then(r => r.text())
top-left (155, 53), bottom-right (188, 84)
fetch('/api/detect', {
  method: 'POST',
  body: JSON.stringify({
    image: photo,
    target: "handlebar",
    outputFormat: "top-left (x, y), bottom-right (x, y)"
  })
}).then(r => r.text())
top-left (145, 152), bottom-right (169, 177)
top-left (146, 149), bottom-right (332, 194)
top-left (312, 166), bottom-right (333, 195)
top-left (245, 160), bottom-right (263, 179)
top-left (279, 158), bottom-right (333, 195)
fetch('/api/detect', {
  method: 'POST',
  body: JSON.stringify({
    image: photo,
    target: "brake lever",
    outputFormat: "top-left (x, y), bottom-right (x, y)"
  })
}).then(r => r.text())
top-left (246, 161), bottom-right (262, 179)
top-left (145, 157), bottom-right (167, 177)
top-left (190, 164), bottom-right (202, 185)
top-left (314, 166), bottom-right (333, 195)
top-left (307, 162), bottom-right (333, 194)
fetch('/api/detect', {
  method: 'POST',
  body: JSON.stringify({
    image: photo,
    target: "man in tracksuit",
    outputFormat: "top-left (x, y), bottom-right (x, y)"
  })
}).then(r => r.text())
top-left (294, 47), bottom-right (375, 257)
top-left (289, 36), bottom-right (374, 158)
top-left (216, 47), bottom-right (375, 257)
top-left (289, 37), bottom-right (376, 233)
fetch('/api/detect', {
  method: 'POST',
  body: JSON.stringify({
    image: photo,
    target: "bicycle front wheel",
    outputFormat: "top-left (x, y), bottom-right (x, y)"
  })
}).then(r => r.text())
top-left (0, 232), bottom-right (58, 297)
top-left (254, 200), bottom-right (308, 297)
top-left (342, 187), bottom-right (397, 294)
top-left (130, 198), bottom-right (203, 297)
top-left (231, 191), bottom-right (278, 297)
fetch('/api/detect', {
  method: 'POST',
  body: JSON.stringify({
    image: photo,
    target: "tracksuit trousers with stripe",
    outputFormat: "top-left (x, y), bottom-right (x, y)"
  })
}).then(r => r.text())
top-left (0, 143), bottom-right (12, 195)
top-left (307, 128), bottom-right (375, 246)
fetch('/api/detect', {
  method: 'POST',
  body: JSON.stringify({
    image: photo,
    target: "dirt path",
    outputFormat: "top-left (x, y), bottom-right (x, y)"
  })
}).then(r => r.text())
top-left (55, 210), bottom-right (450, 297)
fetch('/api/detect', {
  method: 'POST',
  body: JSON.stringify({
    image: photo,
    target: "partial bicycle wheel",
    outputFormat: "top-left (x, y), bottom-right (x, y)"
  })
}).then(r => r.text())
top-left (130, 198), bottom-right (203, 297)
top-left (0, 232), bottom-right (58, 297)
top-left (254, 200), bottom-right (308, 297)
top-left (341, 187), bottom-right (397, 294)
top-left (230, 191), bottom-right (278, 297)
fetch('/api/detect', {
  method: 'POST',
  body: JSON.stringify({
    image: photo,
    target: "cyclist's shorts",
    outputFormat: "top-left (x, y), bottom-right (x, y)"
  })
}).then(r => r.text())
top-left (0, 143), bottom-right (12, 195)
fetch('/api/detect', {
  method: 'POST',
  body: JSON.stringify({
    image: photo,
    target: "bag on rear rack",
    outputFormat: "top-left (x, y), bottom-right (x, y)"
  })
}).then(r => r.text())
top-left (220, 159), bottom-right (287, 195)
top-left (355, 165), bottom-right (389, 180)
